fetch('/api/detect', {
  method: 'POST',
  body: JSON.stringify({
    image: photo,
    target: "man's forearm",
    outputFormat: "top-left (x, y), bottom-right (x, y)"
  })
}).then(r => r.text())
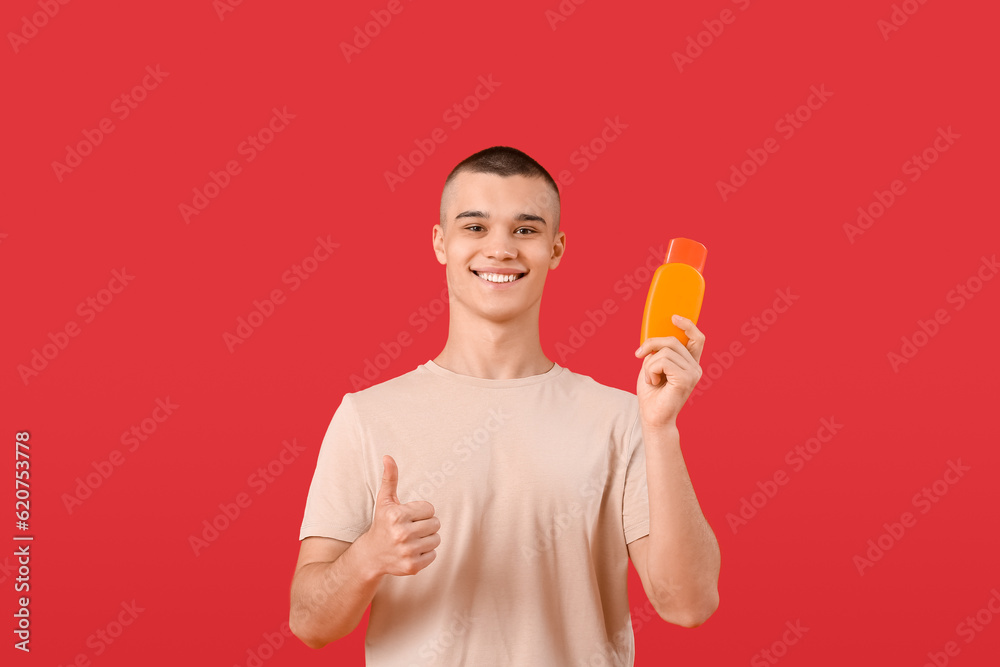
top-left (642, 422), bottom-right (721, 626)
top-left (290, 534), bottom-right (384, 648)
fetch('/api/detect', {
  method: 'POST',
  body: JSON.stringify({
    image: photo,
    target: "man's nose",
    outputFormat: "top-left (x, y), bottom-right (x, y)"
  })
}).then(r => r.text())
top-left (485, 233), bottom-right (517, 259)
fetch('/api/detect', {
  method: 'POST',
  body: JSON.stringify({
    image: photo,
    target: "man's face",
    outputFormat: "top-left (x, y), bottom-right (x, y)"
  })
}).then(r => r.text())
top-left (432, 171), bottom-right (566, 324)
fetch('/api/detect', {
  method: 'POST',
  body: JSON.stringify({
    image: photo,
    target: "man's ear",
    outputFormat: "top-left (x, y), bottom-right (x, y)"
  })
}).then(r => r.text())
top-left (549, 230), bottom-right (566, 270)
top-left (432, 224), bottom-right (447, 265)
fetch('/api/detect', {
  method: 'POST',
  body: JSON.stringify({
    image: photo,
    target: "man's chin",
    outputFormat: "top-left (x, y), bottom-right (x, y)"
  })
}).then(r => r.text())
top-left (455, 302), bottom-right (536, 325)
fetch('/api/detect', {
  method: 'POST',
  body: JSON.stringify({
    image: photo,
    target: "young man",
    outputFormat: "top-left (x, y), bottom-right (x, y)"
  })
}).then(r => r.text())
top-left (290, 146), bottom-right (720, 665)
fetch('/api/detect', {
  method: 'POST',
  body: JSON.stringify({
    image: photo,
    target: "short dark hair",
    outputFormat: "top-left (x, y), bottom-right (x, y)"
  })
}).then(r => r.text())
top-left (439, 146), bottom-right (561, 232)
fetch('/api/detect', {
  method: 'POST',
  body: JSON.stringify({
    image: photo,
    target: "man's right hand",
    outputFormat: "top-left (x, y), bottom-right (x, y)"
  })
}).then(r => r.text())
top-left (360, 454), bottom-right (441, 577)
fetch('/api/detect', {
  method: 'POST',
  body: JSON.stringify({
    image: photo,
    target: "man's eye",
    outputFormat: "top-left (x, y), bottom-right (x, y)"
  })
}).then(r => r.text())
top-left (463, 225), bottom-right (535, 234)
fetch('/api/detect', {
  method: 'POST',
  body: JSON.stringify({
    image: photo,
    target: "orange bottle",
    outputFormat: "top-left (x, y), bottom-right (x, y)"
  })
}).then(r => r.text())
top-left (640, 238), bottom-right (707, 347)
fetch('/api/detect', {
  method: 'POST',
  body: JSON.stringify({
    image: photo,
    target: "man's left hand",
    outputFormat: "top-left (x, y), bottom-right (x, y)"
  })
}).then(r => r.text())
top-left (634, 314), bottom-right (705, 428)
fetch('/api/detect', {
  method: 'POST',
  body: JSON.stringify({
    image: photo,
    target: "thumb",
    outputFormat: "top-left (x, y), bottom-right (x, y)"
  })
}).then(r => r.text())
top-left (377, 454), bottom-right (399, 505)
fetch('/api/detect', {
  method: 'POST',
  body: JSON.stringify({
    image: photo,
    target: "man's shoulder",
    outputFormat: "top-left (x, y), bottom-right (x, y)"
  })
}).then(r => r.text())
top-left (347, 363), bottom-right (429, 404)
top-left (558, 365), bottom-right (637, 406)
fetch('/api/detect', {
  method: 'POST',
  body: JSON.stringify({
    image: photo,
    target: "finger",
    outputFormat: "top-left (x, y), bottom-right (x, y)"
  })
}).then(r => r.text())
top-left (411, 514), bottom-right (441, 538)
top-left (636, 335), bottom-right (682, 358)
top-left (642, 352), bottom-right (670, 386)
top-left (670, 314), bottom-right (705, 341)
top-left (414, 532), bottom-right (441, 557)
top-left (642, 337), bottom-right (692, 369)
top-left (636, 336), bottom-right (677, 357)
top-left (643, 346), bottom-right (695, 385)
top-left (377, 454), bottom-right (399, 505)
top-left (670, 313), bottom-right (698, 332)
top-left (671, 314), bottom-right (706, 353)
top-left (644, 357), bottom-right (677, 386)
top-left (403, 499), bottom-right (437, 522)
top-left (635, 337), bottom-right (669, 358)
top-left (640, 351), bottom-right (654, 384)
top-left (649, 346), bottom-right (692, 373)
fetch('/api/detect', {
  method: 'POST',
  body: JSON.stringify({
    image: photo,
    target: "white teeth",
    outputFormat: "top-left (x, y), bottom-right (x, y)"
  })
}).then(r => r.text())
top-left (477, 271), bottom-right (522, 283)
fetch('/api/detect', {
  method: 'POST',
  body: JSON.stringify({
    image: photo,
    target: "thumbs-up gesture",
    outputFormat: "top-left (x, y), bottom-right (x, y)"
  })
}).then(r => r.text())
top-left (361, 455), bottom-right (441, 577)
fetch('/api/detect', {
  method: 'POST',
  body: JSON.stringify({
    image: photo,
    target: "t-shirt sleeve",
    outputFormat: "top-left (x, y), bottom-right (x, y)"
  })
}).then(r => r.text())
top-left (622, 402), bottom-right (650, 545)
top-left (298, 393), bottom-right (374, 542)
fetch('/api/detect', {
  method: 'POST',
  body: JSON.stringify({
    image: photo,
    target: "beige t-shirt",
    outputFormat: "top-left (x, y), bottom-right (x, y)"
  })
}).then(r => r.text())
top-left (299, 359), bottom-right (651, 666)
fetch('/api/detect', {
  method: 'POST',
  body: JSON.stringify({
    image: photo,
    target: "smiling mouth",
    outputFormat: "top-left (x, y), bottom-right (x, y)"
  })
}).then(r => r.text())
top-left (471, 269), bottom-right (527, 284)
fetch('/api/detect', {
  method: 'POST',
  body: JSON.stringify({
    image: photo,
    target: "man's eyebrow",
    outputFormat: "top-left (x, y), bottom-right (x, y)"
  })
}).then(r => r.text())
top-left (454, 210), bottom-right (547, 225)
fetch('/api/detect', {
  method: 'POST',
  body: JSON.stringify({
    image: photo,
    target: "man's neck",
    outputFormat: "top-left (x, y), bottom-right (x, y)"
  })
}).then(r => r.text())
top-left (433, 314), bottom-right (553, 380)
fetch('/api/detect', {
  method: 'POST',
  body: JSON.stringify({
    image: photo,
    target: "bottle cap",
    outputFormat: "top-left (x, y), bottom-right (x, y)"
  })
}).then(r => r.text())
top-left (665, 237), bottom-right (707, 274)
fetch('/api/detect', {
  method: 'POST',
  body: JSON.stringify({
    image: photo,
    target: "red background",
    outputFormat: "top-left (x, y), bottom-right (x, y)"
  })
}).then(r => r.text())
top-left (3, 0), bottom-right (999, 665)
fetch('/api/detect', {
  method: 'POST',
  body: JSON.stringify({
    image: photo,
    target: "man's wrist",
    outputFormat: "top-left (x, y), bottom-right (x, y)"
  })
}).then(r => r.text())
top-left (641, 418), bottom-right (679, 434)
top-left (641, 420), bottom-right (681, 449)
top-left (350, 532), bottom-right (385, 583)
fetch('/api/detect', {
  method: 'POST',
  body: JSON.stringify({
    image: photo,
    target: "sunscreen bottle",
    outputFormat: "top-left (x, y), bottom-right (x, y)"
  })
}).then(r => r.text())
top-left (640, 238), bottom-right (707, 347)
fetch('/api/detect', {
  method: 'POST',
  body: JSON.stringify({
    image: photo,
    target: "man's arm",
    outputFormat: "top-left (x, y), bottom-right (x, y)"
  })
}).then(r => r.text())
top-left (627, 424), bottom-right (720, 628)
top-left (631, 315), bottom-right (721, 627)
top-left (289, 534), bottom-right (385, 648)
top-left (290, 454), bottom-right (441, 648)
